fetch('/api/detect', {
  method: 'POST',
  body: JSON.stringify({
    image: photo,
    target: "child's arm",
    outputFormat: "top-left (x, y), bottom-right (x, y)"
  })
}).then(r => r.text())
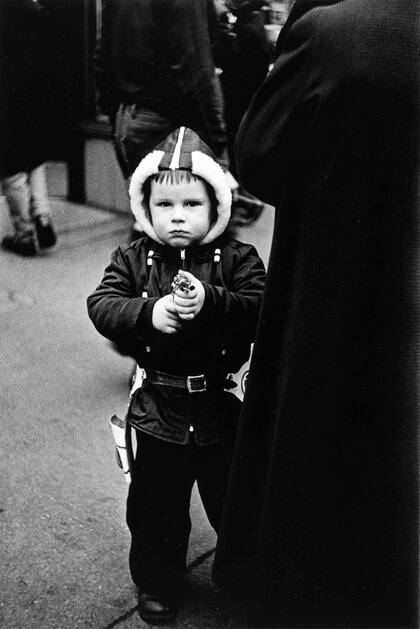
top-left (88, 246), bottom-right (182, 345)
top-left (201, 243), bottom-right (266, 341)
top-left (172, 244), bottom-right (266, 339)
top-left (87, 247), bottom-right (154, 343)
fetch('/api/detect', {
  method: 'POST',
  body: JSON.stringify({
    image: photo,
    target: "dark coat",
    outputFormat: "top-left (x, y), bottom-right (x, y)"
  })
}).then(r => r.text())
top-left (216, 1), bottom-right (271, 134)
top-left (87, 235), bottom-right (266, 444)
top-left (95, 0), bottom-right (227, 161)
top-left (214, 1), bottom-right (420, 626)
top-left (0, 0), bottom-right (68, 176)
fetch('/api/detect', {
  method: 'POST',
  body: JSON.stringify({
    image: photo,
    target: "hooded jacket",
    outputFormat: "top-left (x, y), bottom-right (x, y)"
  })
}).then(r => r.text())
top-left (87, 128), bottom-right (266, 445)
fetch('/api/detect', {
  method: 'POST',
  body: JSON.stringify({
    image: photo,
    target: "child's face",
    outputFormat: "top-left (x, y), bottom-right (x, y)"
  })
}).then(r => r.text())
top-left (149, 178), bottom-right (212, 247)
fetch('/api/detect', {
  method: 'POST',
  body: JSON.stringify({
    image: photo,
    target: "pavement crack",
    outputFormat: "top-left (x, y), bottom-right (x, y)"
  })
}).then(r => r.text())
top-left (102, 605), bottom-right (138, 629)
top-left (186, 547), bottom-right (216, 572)
top-left (101, 548), bottom-right (216, 628)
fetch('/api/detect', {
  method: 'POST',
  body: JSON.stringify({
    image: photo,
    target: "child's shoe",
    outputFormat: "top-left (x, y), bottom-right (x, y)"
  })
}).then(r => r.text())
top-left (137, 590), bottom-right (177, 624)
top-left (34, 215), bottom-right (57, 249)
top-left (1, 234), bottom-right (37, 256)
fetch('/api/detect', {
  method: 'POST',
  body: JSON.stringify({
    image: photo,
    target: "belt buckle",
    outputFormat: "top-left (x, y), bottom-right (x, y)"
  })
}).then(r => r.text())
top-left (187, 374), bottom-right (207, 393)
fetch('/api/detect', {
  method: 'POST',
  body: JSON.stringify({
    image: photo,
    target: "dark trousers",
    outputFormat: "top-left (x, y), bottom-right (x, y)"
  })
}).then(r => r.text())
top-left (126, 431), bottom-right (235, 596)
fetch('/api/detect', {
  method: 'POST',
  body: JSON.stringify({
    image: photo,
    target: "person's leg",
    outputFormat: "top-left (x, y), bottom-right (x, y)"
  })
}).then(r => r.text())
top-left (2, 171), bottom-right (32, 236)
top-left (195, 437), bottom-right (236, 533)
top-left (1, 171), bottom-right (37, 255)
top-left (28, 164), bottom-right (56, 249)
top-left (28, 163), bottom-right (52, 219)
top-left (127, 432), bottom-right (195, 596)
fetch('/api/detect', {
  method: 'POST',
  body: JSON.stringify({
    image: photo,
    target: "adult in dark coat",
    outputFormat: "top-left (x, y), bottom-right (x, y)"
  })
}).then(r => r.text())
top-left (0, 0), bottom-right (54, 177)
top-left (213, 1), bottom-right (419, 627)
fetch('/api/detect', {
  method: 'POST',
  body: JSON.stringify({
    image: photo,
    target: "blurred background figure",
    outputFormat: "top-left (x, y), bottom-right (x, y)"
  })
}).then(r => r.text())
top-left (95, 0), bottom-right (229, 241)
top-left (215, 0), bottom-right (271, 166)
top-left (0, 0), bottom-right (57, 256)
top-left (214, 0), bottom-right (271, 233)
top-left (1, 166), bottom-right (56, 256)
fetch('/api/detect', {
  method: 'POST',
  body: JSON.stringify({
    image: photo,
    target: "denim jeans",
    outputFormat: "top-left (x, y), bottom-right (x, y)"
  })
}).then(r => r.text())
top-left (114, 106), bottom-right (175, 179)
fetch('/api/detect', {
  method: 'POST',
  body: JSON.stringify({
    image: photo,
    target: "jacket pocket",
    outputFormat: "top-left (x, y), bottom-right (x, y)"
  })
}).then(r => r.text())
top-left (127, 382), bottom-right (161, 428)
top-left (127, 380), bottom-right (189, 443)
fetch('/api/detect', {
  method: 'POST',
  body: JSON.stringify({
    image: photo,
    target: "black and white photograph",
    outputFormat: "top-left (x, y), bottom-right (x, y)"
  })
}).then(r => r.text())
top-left (0, 1), bottom-right (418, 628)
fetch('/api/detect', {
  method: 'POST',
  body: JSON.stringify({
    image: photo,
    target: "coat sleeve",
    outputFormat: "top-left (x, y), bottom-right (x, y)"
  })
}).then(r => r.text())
top-left (235, 12), bottom-right (318, 205)
top-left (86, 247), bottom-right (158, 344)
top-left (201, 243), bottom-right (266, 343)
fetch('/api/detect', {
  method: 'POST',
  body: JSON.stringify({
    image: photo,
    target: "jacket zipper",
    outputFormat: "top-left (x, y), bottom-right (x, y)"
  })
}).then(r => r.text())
top-left (182, 248), bottom-right (194, 435)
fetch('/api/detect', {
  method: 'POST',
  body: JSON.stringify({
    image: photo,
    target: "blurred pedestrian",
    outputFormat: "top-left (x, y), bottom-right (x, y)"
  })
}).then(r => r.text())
top-left (95, 0), bottom-right (230, 240)
top-left (216, 0), bottom-right (271, 165)
top-left (1, 165), bottom-right (56, 256)
top-left (213, 0), bottom-right (419, 627)
top-left (87, 127), bottom-right (265, 624)
top-left (215, 0), bottom-right (271, 232)
top-left (0, 0), bottom-right (57, 256)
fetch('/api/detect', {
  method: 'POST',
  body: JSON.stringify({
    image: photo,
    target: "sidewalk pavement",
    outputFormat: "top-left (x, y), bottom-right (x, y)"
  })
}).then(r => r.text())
top-left (0, 195), bottom-right (273, 629)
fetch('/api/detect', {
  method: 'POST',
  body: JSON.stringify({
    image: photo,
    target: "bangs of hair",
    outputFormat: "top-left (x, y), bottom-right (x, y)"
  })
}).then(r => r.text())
top-left (152, 170), bottom-right (199, 186)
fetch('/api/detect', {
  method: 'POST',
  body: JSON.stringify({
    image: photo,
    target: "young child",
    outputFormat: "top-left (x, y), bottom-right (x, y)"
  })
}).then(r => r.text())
top-left (87, 127), bottom-right (265, 624)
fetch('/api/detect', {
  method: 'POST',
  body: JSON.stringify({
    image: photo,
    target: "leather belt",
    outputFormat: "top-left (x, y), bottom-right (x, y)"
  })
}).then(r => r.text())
top-left (146, 369), bottom-right (212, 393)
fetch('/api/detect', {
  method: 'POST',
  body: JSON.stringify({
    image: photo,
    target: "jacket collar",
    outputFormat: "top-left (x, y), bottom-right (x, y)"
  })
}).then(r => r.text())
top-left (146, 237), bottom-right (225, 264)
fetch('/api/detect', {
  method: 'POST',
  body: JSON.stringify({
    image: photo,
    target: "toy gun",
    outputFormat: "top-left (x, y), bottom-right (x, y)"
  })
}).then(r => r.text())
top-left (171, 273), bottom-right (195, 294)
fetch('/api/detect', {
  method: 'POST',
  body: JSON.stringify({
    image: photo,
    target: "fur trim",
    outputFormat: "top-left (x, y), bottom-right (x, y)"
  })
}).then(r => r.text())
top-left (128, 127), bottom-right (232, 245)
top-left (191, 151), bottom-right (232, 244)
top-left (129, 151), bottom-right (165, 243)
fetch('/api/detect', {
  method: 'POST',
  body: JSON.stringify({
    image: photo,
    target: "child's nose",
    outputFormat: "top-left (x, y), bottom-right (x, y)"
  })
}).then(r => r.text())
top-left (172, 205), bottom-right (185, 221)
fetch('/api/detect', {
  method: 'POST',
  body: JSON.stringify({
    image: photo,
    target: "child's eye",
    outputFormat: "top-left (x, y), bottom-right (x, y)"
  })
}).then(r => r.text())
top-left (184, 200), bottom-right (202, 207)
top-left (157, 201), bottom-right (172, 207)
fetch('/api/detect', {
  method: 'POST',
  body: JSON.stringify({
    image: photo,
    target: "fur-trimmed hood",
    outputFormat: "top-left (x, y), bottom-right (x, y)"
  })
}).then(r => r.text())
top-left (129, 127), bottom-right (232, 246)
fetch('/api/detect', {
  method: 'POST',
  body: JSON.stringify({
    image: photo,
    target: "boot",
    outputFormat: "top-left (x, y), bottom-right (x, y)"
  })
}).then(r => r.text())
top-left (34, 215), bottom-right (57, 249)
top-left (1, 234), bottom-right (37, 256)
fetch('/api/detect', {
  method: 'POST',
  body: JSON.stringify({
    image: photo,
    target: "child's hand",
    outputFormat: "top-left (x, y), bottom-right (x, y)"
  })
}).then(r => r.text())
top-left (172, 270), bottom-right (205, 320)
top-left (152, 295), bottom-right (181, 334)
